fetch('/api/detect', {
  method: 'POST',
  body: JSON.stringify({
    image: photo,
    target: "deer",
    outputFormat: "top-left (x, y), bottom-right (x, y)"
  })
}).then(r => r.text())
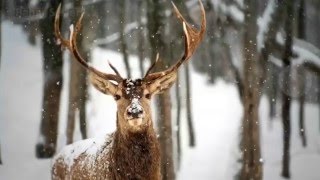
top-left (51, 1), bottom-right (206, 179)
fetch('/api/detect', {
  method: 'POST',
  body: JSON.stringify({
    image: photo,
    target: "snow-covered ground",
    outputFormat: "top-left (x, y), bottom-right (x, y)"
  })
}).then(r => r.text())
top-left (0, 22), bottom-right (320, 180)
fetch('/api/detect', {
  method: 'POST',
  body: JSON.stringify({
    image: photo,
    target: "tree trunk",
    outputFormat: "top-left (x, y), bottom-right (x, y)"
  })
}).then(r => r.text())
top-left (146, 0), bottom-right (175, 179)
top-left (137, 0), bottom-right (145, 77)
top-left (0, 2), bottom-right (2, 164)
top-left (119, 0), bottom-right (131, 78)
top-left (157, 92), bottom-right (175, 180)
top-left (175, 75), bottom-right (182, 168)
top-left (281, 1), bottom-right (294, 178)
top-left (0, 0), bottom-right (2, 69)
top-left (185, 64), bottom-right (195, 147)
top-left (66, 0), bottom-right (88, 145)
top-left (298, 69), bottom-right (307, 147)
top-left (0, 144), bottom-right (2, 165)
top-left (240, 0), bottom-right (262, 179)
top-left (36, 0), bottom-right (63, 159)
top-left (297, 0), bottom-right (307, 147)
top-left (66, 53), bottom-right (88, 144)
top-left (170, 37), bottom-right (182, 168)
top-left (269, 63), bottom-right (278, 119)
top-left (319, 79), bottom-right (320, 133)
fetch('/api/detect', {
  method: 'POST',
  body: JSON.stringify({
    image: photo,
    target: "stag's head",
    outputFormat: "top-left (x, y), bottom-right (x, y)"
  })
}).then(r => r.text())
top-left (54, 0), bottom-right (206, 134)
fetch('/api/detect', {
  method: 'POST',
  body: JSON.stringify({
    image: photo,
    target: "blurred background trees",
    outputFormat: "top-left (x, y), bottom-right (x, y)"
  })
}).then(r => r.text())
top-left (0, 0), bottom-right (320, 179)
top-left (36, 0), bottom-right (63, 158)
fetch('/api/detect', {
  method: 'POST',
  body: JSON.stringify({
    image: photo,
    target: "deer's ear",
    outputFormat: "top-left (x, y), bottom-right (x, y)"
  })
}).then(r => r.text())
top-left (147, 72), bottom-right (177, 95)
top-left (89, 73), bottom-right (118, 95)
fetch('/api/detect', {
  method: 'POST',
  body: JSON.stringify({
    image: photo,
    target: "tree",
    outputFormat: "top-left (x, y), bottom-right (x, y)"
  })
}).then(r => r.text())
top-left (259, 0), bottom-right (286, 123)
top-left (137, 0), bottom-right (146, 77)
top-left (119, 0), bottom-right (131, 78)
top-left (281, 0), bottom-right (294, 178)
top-left (268, 63), bottom-right (278, 120)
top-left (297, 0), bottom-right (307, 147)
top-left (240, 0), bottom-right (263, 179)
top-left (0, 144), bottom-right (2, 165)
top-left (175, 74), bottom-right (182, 167)
top-left (0, 0), bottom-right (2, 68)
top-left (146, 0), bottom-right (175, 179)
top-left (36, 0), bottom-right (63, 158)
top-left (65, 0), bottom-right (89, 145)
top-left (185, 58), bottom-right (195, 147)
top-left (0, 0), bottom-right (2, 163)
top-left (172, 0), bottom-right (196, 148)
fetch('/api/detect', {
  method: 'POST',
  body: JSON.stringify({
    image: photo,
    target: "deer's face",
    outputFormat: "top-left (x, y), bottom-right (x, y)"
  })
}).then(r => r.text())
top-left (115, 79), bottom-right (152, 133)
top-left (89, 72), bottom-right (178, 134)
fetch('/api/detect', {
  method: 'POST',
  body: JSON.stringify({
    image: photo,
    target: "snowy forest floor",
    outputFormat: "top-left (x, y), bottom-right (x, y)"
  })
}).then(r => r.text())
top-left (0, 22), bottom-right (320, 180)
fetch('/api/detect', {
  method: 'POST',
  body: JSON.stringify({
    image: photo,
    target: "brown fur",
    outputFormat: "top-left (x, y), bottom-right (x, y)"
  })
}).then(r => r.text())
top-left (52, 112), bottom-right (161, 180)
top-left (108, 128), bottom-right (161, 179)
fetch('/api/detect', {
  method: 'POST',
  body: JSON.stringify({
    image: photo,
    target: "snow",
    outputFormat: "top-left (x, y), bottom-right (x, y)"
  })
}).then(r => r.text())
top-left (1, 21), bottom-right (320, 180)
top-left (276, 33), bottom-right (320, 67)
top-left (177, 78), bottom-right (242, 180)
top-left (257, 0), bottom-right (276, 51)
top-left (211, 0), bottom-right (244, 23)
top-left (0, 22), bottom-right (51, 180)
top-left (53, 136), bottom-right (109, 169)
top-left (261, 98), bottom-right (320, 180)
top-left (94, 21), bottom-right (139, 46)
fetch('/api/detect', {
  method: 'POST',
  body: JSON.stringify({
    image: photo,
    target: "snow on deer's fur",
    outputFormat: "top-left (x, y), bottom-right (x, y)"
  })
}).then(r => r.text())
top-left (51, 1), bottom-right (206, 179)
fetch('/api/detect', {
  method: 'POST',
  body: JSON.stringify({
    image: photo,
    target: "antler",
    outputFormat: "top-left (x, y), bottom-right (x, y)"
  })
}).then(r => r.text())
top-left (144, 0), bottom-right (206, 82)
top-left (54, 4), bottom-right (122, 83)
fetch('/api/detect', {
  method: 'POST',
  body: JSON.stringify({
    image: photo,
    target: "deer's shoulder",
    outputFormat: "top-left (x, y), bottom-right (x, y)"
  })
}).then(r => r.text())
top-left (53, 134), bottom-right (113, 169)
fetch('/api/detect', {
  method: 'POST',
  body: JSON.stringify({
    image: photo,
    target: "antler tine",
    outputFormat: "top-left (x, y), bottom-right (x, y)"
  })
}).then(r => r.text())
top-left (54, 4), bottom-right (122, 83)
top-left (144, 0), bottom-right (206, 82)
top-left (108, 61), bottom-right (122, 78)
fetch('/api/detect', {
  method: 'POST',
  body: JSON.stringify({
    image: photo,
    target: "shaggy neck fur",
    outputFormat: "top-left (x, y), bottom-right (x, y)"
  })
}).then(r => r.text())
top-left (108, 116), bottom-right (161, 179)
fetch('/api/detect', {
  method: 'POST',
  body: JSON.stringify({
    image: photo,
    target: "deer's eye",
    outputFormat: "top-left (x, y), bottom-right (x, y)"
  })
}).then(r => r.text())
top-left (114, 95), bottom-right (121, 100)
top-left (145, 93), bottom-right (151, 99)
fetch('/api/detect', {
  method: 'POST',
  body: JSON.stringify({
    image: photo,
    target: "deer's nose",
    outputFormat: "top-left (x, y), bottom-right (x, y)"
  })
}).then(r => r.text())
top-left (127, 108), bottom-right (144, 118)
top-left (127, 99), bottom-right (144, 119)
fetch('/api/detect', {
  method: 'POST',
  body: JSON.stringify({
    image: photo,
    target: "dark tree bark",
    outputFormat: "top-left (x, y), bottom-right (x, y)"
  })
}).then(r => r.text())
top-left (66, 0), bottom-right (88, 145)
top-left (281, 1), bottom-right (294, 178)
top-left (0, 0), bottom-right (2, 69)
top-left (169, 36), bottom-right (182, 168)
top-left (240, 0), bottom-right (263, 179)
top-left (298, 68), bottom-right (307, 147)
top-left (269, 63), bottom-right (278, 119)
top-left (119, 0), bottom-right (131, 78)
top-left (146, 0), bottom-right (175, 179)
top-left (297, 0), bottom-right (307, 147)
top-left (319, 79), bottom-right (320, 133)
top-left (137, 0), bottom-right (145, 77)
top-left (175, 74), bottom-right (182, 168)
top-left (0, 144), bottom-right (2, 165)
top-left (185, 64), bottom-right (195, 147)
top-left (36, 0), bottom-right (63, 158)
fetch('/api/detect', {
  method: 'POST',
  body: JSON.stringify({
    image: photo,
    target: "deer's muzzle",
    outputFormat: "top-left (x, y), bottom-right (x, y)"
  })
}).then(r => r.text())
top-left (126, 98), bottom-right (144, 120)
